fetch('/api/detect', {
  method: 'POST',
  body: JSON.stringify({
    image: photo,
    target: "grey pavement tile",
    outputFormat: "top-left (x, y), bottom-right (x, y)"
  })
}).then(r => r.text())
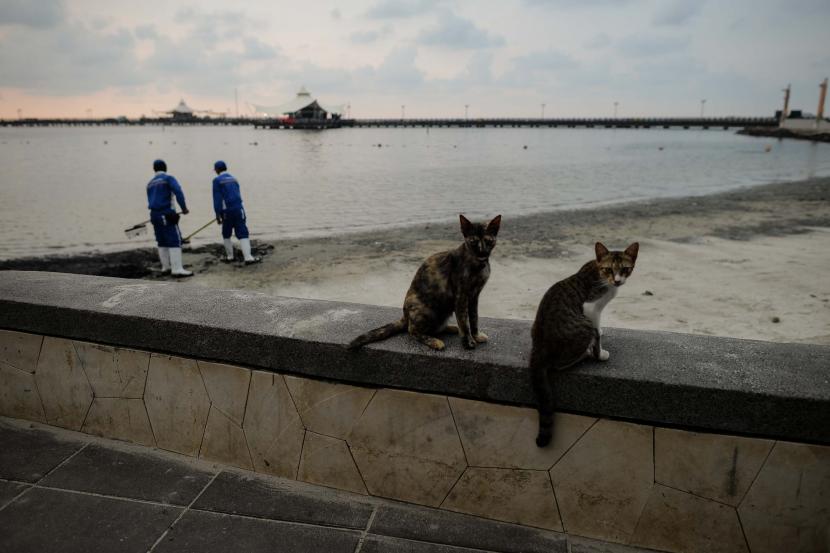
top-left (193, 470), bottom-right (374, 529)
top-left (0, 487), bottom-right (181, 553)
top-left (370, 504), bottom-right (568, 553)
top-left (362, 534), bottom-right (498, 553)
top-left (153, 509), bottom-right (360, 553)
top-left (40, 443), bottom-right (214, 505)
top-left (0, 422), bottom-right (84, 482)
top-left (0, 479), bottom-right (29, 508)
top-left (569, 535), bottom-right (671, 553)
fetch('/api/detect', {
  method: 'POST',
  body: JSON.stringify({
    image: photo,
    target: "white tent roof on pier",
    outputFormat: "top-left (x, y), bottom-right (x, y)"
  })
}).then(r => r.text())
top-left (171, 99), bottom-right (195, 114)
top-left (251, 87), bottom-right (344, 117)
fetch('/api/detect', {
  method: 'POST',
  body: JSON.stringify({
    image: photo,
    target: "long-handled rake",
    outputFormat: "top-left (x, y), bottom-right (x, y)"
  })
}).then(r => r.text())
top-left (124, 218), bottom-right (151, 239)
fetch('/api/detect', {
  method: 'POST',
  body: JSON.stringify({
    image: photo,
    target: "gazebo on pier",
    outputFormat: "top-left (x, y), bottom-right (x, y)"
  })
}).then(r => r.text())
top-left (252, 87), bottom-right (344, 128)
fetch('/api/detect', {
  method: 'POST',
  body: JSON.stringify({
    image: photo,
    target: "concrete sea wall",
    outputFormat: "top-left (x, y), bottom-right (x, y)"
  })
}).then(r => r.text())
top-left (0, 271), bottom-right (828, 553)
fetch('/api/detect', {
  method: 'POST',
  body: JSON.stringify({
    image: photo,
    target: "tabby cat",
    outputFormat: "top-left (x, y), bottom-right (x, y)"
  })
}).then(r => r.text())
top-left (347, 214), bottom-right (501, 351)
top-left (530, 241), bottom-right (639, 447)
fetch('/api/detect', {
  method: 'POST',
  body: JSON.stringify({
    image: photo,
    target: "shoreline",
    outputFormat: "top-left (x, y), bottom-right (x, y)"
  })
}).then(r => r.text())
top-left (1, 176), bottom-right (828, 345)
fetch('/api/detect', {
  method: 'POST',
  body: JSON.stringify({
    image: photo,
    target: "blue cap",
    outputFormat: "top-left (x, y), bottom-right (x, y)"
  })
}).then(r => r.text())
top-left (214, 160), bottom-right (227, 171)
top-left (153, 159), bottom-right (166, 172)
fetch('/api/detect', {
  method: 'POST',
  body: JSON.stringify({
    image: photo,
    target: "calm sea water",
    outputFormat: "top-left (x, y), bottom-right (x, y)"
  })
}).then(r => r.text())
top-left (1, 125), bottom-right (829, 259)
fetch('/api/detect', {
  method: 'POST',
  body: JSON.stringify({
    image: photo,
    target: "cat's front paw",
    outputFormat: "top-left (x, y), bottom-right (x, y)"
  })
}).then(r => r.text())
top-left (598, 349), bottom-right (610, 361)
top-left (429, 338), bottom-right (446, 351)
top-left (474, 332), bottom-right (489, 343)
top-left (462, 335), bottom-right (477, 349)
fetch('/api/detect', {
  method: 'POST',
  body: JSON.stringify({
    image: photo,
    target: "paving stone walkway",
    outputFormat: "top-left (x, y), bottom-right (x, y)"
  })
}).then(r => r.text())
top-left (0, 417), bottom-right (668, 553)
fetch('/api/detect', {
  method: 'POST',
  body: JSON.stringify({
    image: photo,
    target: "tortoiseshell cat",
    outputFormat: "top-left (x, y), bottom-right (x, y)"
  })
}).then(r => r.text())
top-left (530, 242), bottom-right (639, 447)
top-left (348, 214), bottom-right (501, 351)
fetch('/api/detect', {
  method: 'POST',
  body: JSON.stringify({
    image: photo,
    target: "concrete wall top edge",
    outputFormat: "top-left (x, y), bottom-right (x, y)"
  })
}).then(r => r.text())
top-left (1, 270), bottom-right (829, 443)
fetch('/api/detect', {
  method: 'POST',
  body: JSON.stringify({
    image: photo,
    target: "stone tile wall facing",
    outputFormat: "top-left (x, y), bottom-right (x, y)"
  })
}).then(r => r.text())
top-left (0, 329), bottom-right (827, 553)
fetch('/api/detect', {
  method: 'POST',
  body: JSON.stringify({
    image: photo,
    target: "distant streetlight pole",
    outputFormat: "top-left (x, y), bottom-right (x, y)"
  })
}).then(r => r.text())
top-left (86, 108), bottom-right (92, 119)
top-left (613, 101), bottom-right (618, 118)
top-left (464, 104), bottom-right (469, 120)
top-left (17, 108), bottom-right (22, 120)
top-left (401, 105), bottom-right (406, 120)
top-left (700, 99), bottom-right (707, 118)
top-left (346, 103), bottom-right (351, 118)
top-left (541, 103), bottom-right (546, 119)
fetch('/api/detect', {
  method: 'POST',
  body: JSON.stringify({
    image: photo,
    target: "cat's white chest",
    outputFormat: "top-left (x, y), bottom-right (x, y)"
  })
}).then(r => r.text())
top-left (583, 287), bottom-right (618, 328)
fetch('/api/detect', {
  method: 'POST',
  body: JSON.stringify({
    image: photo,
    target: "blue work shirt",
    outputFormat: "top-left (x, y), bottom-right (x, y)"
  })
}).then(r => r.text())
top-left (147, 172), bottom-right (187, 213)
top-left (212, 171), bottom-right (244, 215)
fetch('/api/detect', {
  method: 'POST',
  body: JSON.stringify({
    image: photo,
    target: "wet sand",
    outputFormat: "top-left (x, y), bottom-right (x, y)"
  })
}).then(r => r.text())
top-left (2, 177), bottom-right (829, 344)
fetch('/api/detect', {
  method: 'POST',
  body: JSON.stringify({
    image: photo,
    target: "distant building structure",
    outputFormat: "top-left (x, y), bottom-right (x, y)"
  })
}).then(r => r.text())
top-left (154, 99), bottom-right (224, 120)
top-left (251, 87), bottom-right (344, 122)
top-left (777, 79), bottom-right (830, 133)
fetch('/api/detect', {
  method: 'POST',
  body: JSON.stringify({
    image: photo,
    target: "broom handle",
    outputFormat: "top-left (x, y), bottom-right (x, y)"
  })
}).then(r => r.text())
top-left (183, 218), bottom-right (216, 242)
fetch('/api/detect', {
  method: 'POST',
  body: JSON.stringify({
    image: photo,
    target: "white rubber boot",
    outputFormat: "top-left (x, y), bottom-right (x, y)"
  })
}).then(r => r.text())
top-left (157, 247), bottom-right (171, 274)
top-left (169, 247), bottom-right (193, 277)
top-left (240, 238), bottom-right (261, 264)
top-left (223, 238), bottom-right (234, 262)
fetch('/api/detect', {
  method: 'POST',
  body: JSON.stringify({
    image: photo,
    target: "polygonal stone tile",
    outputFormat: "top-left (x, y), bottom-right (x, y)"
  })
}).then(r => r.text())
top-left (630, 484), bottom-right (748, 553)
top-left (550, 419), bottom-right (653, 543)
top-left (284, 375), bottom-right (375, 440)
top-left (738, 441), bottom-right (830, 553)
top-left (0, 365), bottom-right (46, 422)
top-left (449, 397), bottom-right (596, 470)
top-left (200, 406), bottom-right (253, 470)
top-left (443, 467), bottom-right (563, 531)
top-left (298, 431), bottom-right (368, 495)
top-left (0, 330), bottom-right (42, 373)
top-left (243, 370), bottom-right (305, 479)
top-left (198, 361), bottom-right (250, 426)
top-left (74, 342), bottom-right (149, 399)
top-left (348, 389), bottom-right (466, 506)
top-left (349, 448), bottom-right (465, 507)
top-left (655, 427), bottom-right (773, 506)
top-left (144, 354), bottom-right (210, 456)
top-left (82, 398), bottom-right (155, 447)
top-left (34, 337), bottom-right (93, 430)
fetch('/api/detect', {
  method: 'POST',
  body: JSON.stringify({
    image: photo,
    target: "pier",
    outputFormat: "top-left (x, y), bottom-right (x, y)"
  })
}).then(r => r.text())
top-left (339, 116), bottom-right (777, 129)
top-left (1, 116), bottom-right (778, 130)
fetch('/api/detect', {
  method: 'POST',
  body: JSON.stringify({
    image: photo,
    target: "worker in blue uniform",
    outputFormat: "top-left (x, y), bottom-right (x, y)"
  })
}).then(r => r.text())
top-left (212, 160), bottom-right (261, 264)
top-left (146, 159), bottom-right (193, 277)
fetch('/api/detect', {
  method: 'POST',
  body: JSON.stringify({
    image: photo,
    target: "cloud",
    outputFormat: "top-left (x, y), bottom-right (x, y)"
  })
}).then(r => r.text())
top-left (417, 12), bottom-right (505, 49)
top-left (0, 5), bottom-right (285, 98)
top-left (617, 34), bottom-right (690, 57)
top-left (523, 0), bottom-right (636, 7)
top-left (134, 24), bottom-right (158, 40)
top-left (585, 33), bottom-right (611, 49)
top-left (0, 20), bottom-right (141, 94)
top-left (349, 25), bottom-right (393, 44)
top-left (652, 0), bottom-right (703, 26)
top-left (502, 49), bottom-right (581, 87)
top-left (0, 0), bottom-right (64, 28)
top-left (243, 37), bottom-right (278, 60)
top-left (366, 0), bottom-right (443, 19)
top-left (373, 46), bottom-right (425, 88)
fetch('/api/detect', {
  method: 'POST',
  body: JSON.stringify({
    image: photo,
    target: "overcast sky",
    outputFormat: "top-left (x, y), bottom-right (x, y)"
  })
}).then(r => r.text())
top-left (0, 0), bottom-right (828, 118)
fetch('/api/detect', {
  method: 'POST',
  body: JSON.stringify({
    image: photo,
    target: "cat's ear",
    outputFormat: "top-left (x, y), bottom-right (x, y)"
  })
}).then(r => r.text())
top-left (624, 242), bottom-right (639, 262)
top-left (595, 242), bottom-right (609, 261)
top-left (459, 214), bottom-right (473, 236)
top-left (486, 215), bottom-right (502, 236)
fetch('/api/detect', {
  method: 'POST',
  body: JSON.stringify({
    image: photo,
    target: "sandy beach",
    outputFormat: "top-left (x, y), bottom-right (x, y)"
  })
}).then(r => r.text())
top-left (3, 177), bottom-right (829, 345)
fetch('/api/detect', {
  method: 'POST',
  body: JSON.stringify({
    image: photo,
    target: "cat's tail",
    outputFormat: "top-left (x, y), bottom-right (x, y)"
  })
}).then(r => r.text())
top-left (530, 347), bottom-right (555, 448)
top-left (347, 318), bottom-right (407, 350)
